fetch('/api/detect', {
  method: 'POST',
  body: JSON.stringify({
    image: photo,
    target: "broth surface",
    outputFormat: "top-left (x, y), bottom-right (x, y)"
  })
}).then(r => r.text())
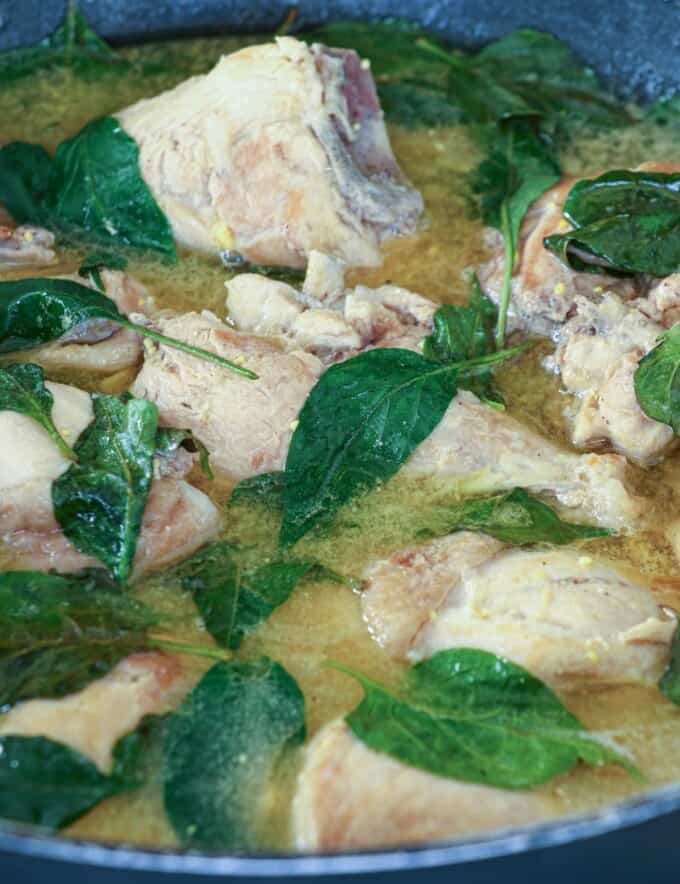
top-left (2, 32), bottom-right (680, 850)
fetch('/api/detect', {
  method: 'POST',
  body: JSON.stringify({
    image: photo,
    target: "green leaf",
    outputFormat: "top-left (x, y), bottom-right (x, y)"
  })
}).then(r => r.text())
top-left (280, 343), bottom-right (528, 546)
top-left (0, 569), bottom-right (160, 709)
top-left (155, 427), bottom-right (213, 480)
top-left (338, 648), bottom-right (636, 789)
top-left (0, 118), bottom-right (174, 259)
top-left (0, 363), bottom-right (77, 460)
top-left (78, 250), bottom-right (129, 292)
top-left (280, 348), bottom-right (459, 546)
top-left (660, 623), bottom-right (680, 706)
top-left (230, 471), bottom-right (285, 509)
top-left (51, 117), bottom-right (176, 259)
top-left (0, 277), bottom-right (257, 378)
top-left (175, 543), bottom-right (328, 650)
top-left (0, 143), bottom-right (53, 224)
top-left (163, 658), bottom-right (305, 849)
top-left (423, 277), bottom-right (504, 407)
top-left (420, 488), bottom-right (610, 544)
top-left (634, 324), bottom-right (680, 434)
top-left (0, 735), bottom-right (128, 829)
top-left (423, 28), bottom-right (625, 129)
top-left (544, 170), bottom-right (680, 276)
top-left (472, 120), bottom-right (561, 346)
top-left (52, 394), bottom-right (158, 583)
top-left (0, 7), bottom-right (123, 84)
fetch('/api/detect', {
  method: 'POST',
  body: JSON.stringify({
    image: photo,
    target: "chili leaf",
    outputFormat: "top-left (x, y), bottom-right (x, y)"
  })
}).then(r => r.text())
top-left (660, 623), bottom-right (680, 706)
top-left (163, 658), bottom-right (305, 849)
top-left (280, 345), bottom-right (527, 546)
top-left (0, 569), bottom-right (159, 709)
top-left (419, 488), bottom-right (610, 544)
top-left (0, 118), bottom-right (173, 259)
top-left (544, 170), bottom-right (680, 276)
top-left (155, 427), bottom-right (213, 480)
top-left (230, 471), bottom-right (285, 509)
top-left (0, 7), bottom-right (123, 83)
top-left (0, 363), bottom-right (76, 460)
top-left (472, 120), bottom-right (561, 346)
top-left (423, 277), bottom-right (504, 407)
top-left (175, 543), bottom-right (332, 650)
top-left (0, 732), bottom-right (138, 829)
top-left (0, 277), bottom-right (257, 377)
top-left (634, 324), bottom-right (680, 433)
top-left (337, 649), bottom-right (636, 789)
top-left (52, 394), bottom-right (158, 582)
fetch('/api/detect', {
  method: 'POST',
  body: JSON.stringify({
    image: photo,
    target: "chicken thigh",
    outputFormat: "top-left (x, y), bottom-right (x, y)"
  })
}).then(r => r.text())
top-left (117, 38), bottom-right (422, 268)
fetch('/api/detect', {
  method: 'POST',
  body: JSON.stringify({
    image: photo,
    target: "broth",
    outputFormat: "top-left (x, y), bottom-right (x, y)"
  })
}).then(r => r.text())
top-left (2, 32), bottom-right (680, 851)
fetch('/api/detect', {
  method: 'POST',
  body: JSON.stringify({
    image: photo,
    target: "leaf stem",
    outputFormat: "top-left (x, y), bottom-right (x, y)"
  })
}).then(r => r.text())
top-left (48, 425), bottom-right (79, 462)
top-left (119, 320), bottom-right (258, 380)
top-left (495, 202), bottom-right (515, 349)
top-left (149, 636), bottom-right (233, 662)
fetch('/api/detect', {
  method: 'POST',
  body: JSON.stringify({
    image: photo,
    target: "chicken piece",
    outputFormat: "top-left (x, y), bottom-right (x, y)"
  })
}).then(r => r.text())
top-left (130, 311), bottom-right (323, 479)
top-left (14, 269), bottom-right (151, 374)
top-left (302, 250), bottom-right (346, 305)
top-left (117, 38), bottom-right (422, 268)
top-left (0, 382), bottom-right (220, 577)
top-left (478, 177), bottom-right (638, 336)
top-left (0, 654), bottom-right (184, 772)
top-left (294, 719), bottom-right (556, 849)
top-left (551, 293), bottom-right (675, 465)
top-left (226, 261), bottom-right (436, 362)
top-left (361, 535), bottom-right (674, 688)
top-left (0, 224), bottom-right (56, 267)
top-left (404, 390), bottom-right (644, 532)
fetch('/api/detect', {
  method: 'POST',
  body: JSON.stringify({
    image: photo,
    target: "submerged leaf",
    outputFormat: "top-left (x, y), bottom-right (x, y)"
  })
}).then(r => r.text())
top-left (420, 488), bottom-right (610, 544)
top-left (230, 471), bottom-right (285, 508)
top-left (0, 569), bottom-right (159, 709)
top-left (339, 648), bottom-right (636, 789)
top-left (52, 394), bottom-right (158, 582)
top-left (660, 624), bottom-right (680, 706)
top-left (176, 544), bottom-right (327, 650)
top-left (0, 363), bottom-right (76, 460)
top-left (163, 658), bottom-right (305, 849)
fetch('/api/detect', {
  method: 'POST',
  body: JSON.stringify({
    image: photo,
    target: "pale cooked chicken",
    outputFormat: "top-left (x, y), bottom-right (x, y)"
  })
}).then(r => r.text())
top-left (0, 224), bottom-right (56, 267)
top-left (117, 38), bottom-right (423, 267)
top-left (0, 653), bottom-right (185, 771)
top-left (479, 162), bottom-right (680, 465)
top-left (0, 381), bottom-right (220, 577)
top-left (361, 534), bottom-right (674, 688)
top-left (294, 719), bottom-right (556, 849)
top-left (130, 311), bottom-right (323, 480)
top-left (404, 390), bottom-right (644, 532)
top-left (142, 263), bottom-right (644, 531)
top-left (549, 292), bottom-right (676, 465)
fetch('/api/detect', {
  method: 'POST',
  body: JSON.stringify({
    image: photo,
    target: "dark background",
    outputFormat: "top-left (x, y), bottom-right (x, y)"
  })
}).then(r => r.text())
top-left (2, 0), bottom-right (680, 881)
top-left (1, 0), bottom-right (680, 101)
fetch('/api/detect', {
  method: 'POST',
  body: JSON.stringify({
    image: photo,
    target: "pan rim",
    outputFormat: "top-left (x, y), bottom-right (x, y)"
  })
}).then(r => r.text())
top-left (2, 778), bottom-right (680, 876)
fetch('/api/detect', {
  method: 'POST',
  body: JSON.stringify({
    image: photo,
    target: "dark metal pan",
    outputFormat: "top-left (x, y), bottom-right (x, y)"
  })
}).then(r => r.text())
top-left (2, 1), bottom-right (680, 880)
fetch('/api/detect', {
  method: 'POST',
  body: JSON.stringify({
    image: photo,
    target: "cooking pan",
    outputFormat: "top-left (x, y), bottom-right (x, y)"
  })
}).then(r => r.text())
top-left (2, 1), bottom-right (680, 881)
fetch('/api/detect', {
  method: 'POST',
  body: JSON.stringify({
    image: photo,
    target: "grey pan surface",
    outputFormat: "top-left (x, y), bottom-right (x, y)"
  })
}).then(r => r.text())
top-left (2, 0), bottom-right (680, 880)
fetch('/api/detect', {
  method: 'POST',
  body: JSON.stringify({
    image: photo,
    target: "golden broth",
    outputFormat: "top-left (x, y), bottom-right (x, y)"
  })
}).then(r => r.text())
top-left (2, 33), bottom-right (680, 850)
